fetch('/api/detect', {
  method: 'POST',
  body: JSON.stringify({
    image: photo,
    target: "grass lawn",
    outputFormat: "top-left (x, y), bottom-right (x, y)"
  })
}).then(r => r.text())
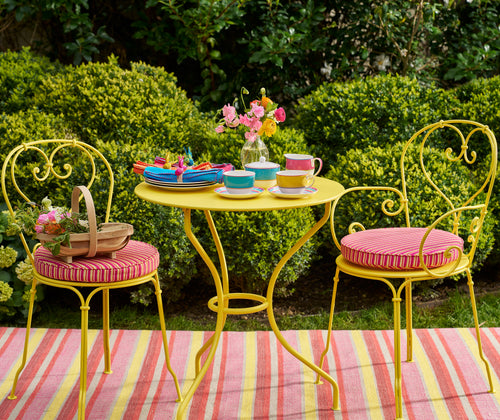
top-left (5, 283), bottom-right (499, 332)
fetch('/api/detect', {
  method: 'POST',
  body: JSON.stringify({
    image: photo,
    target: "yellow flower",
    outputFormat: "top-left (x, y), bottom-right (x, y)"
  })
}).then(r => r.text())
top-left (258, 119), bottom-right (276, 137)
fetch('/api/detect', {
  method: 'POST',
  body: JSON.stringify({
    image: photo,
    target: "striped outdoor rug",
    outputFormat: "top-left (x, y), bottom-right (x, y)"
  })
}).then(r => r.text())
top-left (0, 327), bottom-right (499, 419)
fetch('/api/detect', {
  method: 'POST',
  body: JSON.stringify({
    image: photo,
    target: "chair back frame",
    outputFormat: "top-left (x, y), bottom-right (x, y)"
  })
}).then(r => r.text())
top-left (330, 120), bottom-right (497, 275)
top-left (1, 139), bottom-right (115, 263)
top-left (400, 120), bottom-right (497, 264)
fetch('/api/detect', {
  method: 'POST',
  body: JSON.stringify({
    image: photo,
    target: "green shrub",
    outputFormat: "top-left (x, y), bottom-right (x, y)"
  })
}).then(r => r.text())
top-left (454, 76), bottom-right (500, 147)
top-left (94, 139), bottom-right (199, 304)
top-left (196, 126), bottom-right (322, 297)
top-left (0, 207), bottom-right (44, 322)
top-left (0, 48), bottom-right (63, 114)
top-left (293, 75), bottom-right (459, 168)
top-left (196, 208), bottom-right (319, 297)
top-left (326, 142), bottom-right (496, 278)
top-left (454, 76), bottom-right (500, 265)
top-left (33, 56), bottom-right (212, 158)
top-left (0, 110), bottom-right (70, 162)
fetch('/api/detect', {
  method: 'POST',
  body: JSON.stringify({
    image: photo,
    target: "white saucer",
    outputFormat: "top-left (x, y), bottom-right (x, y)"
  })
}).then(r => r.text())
top-left (215, 186), bottom-right (264, 199)
top-left (267, 185), bottom-right (318, 198)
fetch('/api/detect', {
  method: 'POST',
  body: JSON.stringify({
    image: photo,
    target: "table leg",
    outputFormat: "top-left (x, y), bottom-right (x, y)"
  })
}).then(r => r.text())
top-left (176, 209), bottom-right (229, 420)
top-left (266, 202), bottom-right (340, 410)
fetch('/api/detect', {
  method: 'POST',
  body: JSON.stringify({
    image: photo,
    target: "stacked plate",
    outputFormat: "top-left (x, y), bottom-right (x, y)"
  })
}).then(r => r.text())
top-left (144, 177), bottom-right (217, 191)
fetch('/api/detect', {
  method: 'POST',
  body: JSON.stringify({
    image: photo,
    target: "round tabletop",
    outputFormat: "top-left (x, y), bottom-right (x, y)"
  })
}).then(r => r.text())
top-left (134, 177), bottom-right (344, 211)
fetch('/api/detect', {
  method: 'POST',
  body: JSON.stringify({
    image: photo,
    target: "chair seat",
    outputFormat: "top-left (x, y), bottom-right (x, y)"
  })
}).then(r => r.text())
top-left (34, 240), bottom-right (160, 283)
top-left (340, 227), bottom-right (464, 270)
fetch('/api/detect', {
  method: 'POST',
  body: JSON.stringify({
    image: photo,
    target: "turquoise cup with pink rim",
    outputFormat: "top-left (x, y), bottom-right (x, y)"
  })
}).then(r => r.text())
top-left (284, 153), bottom-right (323, 176)
top-left (223, 170), bottom-right (255, 194)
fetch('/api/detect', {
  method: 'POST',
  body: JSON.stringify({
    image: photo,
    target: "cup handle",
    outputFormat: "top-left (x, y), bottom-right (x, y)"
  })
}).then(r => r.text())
top-left (313, 158), bottom-right (323, 176)
top-left (305, 173), bottom-right (315, 188)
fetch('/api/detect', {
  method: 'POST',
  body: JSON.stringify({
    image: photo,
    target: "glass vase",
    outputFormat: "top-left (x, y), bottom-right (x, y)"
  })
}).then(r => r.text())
top-left (240, 136), bottom-right (269, 168)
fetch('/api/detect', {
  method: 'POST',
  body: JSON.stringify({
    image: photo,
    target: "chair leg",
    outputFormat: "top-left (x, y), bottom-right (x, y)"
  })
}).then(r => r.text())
top-left (8, 280), bottom-right (38, 400)
top-left (405, 282), bottom-right (413, 362)
top-left (316, 266), bottom-right (340, 384)
top-left (153, 274), bottom-right (182, 402)
top-left (102, 289), bottom-right (112, 374)
top-left (78, 302), bottom-right (91, 420)
top-left (393, 295), bottom-right (404, 420)
top-left (466, 270), bottom-right (495, 393)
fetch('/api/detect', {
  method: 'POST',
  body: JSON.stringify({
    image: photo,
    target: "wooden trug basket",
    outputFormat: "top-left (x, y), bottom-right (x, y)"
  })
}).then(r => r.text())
top-left (37, 185), bottom-right (133, 263)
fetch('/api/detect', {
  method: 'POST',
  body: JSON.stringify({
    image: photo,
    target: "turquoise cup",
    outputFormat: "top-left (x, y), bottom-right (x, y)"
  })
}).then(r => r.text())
top-left (223, 170), bottom-right (255, 194)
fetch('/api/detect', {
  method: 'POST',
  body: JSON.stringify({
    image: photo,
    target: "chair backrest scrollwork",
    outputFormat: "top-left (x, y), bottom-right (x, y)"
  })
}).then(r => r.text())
top-left (399, 120), bottom-right (497, 262)
top-left (330, 120), bottom-right (497, 268)
top-left (1, 139), bottom-right (115, 262)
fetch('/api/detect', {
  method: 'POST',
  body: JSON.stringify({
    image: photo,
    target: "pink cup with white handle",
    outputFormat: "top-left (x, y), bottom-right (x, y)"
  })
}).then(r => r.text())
top-left (284, 154), bottom-right (323, 176)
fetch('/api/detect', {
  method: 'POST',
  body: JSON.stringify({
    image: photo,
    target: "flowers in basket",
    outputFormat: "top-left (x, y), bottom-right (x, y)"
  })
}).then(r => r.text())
top-left (215, 87), bottom-right (286, 142)
top-left (14, 197), bottom-right (90, 256)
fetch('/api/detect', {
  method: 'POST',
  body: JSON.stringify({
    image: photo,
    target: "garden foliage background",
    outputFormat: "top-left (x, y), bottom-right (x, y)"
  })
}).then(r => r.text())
top-left (0, 0), bottom-right (499, 321)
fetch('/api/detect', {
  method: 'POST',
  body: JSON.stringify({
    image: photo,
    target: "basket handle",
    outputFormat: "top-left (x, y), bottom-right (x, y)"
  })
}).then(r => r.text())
top-left (71, 185), bottom-right (98, 258)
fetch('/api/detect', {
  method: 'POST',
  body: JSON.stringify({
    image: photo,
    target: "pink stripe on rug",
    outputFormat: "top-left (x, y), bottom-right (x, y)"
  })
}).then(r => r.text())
top-left (330, 330), bottom-right (368, 420)
top-left (124, 330), bottom-right (163, 418)
top-left (279, 330), bottom-right (305, 419)
top-left (210, 331), bottom-right (244, 419)
top-left (1, 327), bottom-right (499, 419)
top-left (149, 330), bottom-right (191, 420)
top-left (309, 329), bottom-right (334, 418)
top-left (0, 328), bottom-right (61, 418)
top-left (16, 329), bottom-right (75, 419)
top-left (254, 331), bottom-right (272, 418)
top-left (85, 329), bottom-right (127, 417)
top-left (188, 331), bottom-right (217, 418)
top-left (362, 330), bottom-right (396, 419)
top-left (419, 329), bottom-right (471, 418)
top-left (437, 329), bottom-right (499, 419)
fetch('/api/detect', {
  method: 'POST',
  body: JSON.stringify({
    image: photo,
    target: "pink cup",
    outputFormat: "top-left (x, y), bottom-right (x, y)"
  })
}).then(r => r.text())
top-left (284, 154), bottom-right (323, 176)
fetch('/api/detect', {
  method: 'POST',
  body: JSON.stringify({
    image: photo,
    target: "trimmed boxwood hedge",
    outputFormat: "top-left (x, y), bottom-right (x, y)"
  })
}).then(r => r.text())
top-left (0, 50), bottom-right (324, 309)
top-left (293, 75), bottom-right (460, 168)
top-left (1, 50), bottom-right (499, 316)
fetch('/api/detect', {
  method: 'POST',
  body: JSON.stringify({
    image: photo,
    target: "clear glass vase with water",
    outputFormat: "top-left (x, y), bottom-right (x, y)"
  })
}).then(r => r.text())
top-left (240, 136), bottom-right (269, 168)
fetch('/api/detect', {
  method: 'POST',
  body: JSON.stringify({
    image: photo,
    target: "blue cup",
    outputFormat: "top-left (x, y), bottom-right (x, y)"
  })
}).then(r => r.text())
top-left (223, 170), bottom-right (255, 194)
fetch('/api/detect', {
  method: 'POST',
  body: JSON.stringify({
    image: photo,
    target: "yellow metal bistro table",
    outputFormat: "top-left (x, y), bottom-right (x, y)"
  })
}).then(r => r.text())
top-left (134, 176), bottom-right (345, 419)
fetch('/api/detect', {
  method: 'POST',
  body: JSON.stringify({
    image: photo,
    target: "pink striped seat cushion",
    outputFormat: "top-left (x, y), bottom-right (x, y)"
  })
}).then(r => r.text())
top-left (340, 227), bottom-right (464, 270)
top-left (34, 240), bottom-right (160, 283)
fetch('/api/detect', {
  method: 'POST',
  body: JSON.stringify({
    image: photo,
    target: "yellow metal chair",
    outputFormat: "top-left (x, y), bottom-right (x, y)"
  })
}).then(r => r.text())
top-left (318, 120), bottom-right (496, 419)
top-left (1, 139), bottom-right (182, 419)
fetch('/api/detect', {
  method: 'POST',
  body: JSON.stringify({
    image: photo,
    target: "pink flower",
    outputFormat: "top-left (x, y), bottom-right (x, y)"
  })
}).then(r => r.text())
top-left (250, 103), bottom-right (265, 119)
top-left (37, 213), bottom-right (50, 225)
top-left (215, 125), bottom-right (225, 133)
top-left (222, 104), bottom-right (240, 127)
top-left (222, 104), bottom-right (236, 119)
top-left (47, 210), bottom-right (57, 222)
top-left (275, 107), bottom-right (286, 122)
top-left (239, 114), bottom-right (252, 127)
top-left (245, 131), bottom-right (258, 142)
top-left (34, 224), bottom-right (44, 233)
top-left (248, 117), bottom-right (262, 132)
top-left (225, 116), bottom-right (240, 128)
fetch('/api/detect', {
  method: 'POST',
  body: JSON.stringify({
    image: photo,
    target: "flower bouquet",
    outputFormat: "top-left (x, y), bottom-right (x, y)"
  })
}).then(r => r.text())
top-left (216, 87), bottom-right (286, 167)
